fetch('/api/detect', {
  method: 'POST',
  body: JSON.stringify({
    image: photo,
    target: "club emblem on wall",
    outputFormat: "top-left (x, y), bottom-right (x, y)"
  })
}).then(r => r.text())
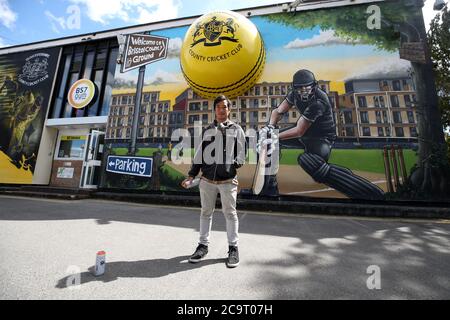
top-left (191, 16), bottom-right (239, 47)
top-left (18, 53), bottom-right (50, 86)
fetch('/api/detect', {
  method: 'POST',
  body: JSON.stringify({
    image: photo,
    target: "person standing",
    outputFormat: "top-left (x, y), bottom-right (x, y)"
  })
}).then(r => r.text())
top-left (182, 95), bottom-right (246, 268)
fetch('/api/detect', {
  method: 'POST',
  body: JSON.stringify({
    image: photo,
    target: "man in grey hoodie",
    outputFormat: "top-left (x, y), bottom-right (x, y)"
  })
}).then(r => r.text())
top-left (182, 94), bottom-right (246, 268)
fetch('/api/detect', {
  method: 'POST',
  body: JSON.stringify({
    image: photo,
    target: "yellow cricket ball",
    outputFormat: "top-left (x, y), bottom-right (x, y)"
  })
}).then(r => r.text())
top-left (180, 10), bottom-right (265, 99)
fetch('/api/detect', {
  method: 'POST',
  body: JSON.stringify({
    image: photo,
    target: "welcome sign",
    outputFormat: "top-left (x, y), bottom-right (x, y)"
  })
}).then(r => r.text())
top-left (121, 34), bottom-right (169, 73)
top-left (106, 155), bottom-right (153, 177)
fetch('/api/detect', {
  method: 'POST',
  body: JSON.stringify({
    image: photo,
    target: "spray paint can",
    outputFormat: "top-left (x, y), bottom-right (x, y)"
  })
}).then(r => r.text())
top-left (94, 251), bottom-right (106, 276)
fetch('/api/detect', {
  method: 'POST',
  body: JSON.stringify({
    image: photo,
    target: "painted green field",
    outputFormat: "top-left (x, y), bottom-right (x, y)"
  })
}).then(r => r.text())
top-left (279, 149), bottom-right (418, 174)
top-left (110, 147), bottom-right (418, 175)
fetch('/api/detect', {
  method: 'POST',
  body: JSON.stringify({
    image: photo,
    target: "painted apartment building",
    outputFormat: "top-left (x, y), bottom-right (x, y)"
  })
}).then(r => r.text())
top-left (337, 78), bottom-right (418, 139)
top-left (106, 91), bottom-right (170, 141)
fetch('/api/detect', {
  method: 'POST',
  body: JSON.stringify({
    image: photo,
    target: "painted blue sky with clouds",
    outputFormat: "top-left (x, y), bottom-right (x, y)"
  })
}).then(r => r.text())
top-left (0, 0), bottom-right (437, 49)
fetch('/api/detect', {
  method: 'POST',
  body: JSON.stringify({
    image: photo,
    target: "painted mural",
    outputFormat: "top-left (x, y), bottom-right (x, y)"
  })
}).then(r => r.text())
top-left (103, 0), bottom-right (441, 199)
top-left (0, 48), bottom-right (59, 184)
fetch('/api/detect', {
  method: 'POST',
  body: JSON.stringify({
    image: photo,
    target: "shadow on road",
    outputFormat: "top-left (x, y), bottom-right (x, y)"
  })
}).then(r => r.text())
top-left (2, 196), bottom-right (450, 299)
top-left (55, 255), bottom-right (225, 289)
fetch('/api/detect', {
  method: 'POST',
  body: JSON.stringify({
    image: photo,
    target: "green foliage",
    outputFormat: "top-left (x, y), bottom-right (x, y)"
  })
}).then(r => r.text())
top-left (263, 0), bottom-right (420, 52)
top-left (428, 6), bottom-right (450, 129)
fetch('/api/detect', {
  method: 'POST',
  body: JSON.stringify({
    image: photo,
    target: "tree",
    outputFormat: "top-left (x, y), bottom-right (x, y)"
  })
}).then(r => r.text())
top-left (428, 6), bottom-right (450, 129)
top-left (264, 0), bottom-right (450, 199)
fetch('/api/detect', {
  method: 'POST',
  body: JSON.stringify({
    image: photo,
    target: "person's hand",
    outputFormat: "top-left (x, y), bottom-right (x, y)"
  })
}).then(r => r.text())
top-left (256, 133), bottom-right (278, 156)
top-left (259, 124), bottom-right (275, 140)
top-left (181, 176), bottom-right (194, 189)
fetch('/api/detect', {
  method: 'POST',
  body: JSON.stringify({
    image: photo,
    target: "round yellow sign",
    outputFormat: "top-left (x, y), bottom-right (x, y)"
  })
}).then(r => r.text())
top-left (180, 10), bottom-right (265, 99)
top-left (68, 79), bottom-right (97, 109)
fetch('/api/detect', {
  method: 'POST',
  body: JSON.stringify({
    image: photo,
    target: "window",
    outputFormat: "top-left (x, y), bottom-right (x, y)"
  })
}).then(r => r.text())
top-left (57, 135), bottom-right (86, 159)
top-left (188, 115), bottom-right (199, 124)
top-left (377, 127), bottom-right (384, 137)
top-left (375, 111), bottom-right (382, 124)
top-left (382, 111), bottom-right (389, 123)
top-left (410, 127), bottom-right (418, 137)
top-left (379, 96), bottom-right (385, 108)
top-left (344, 111), bottom-right (353, 124)
top-left (255, 87), bottom-right (260, 95)
top-left (390, 95), bottom-right (400, 108)
top-left (345, 127), bottom-right (355, 136)
top-left (395, 127), bottom-right (404, 137)
top-left (360, 111), bottom-right (369, 123)
top-left (357, 96), bottom-right (367, 108)
top-left (271, 98), bottom-right (278, 108)
top-left (385, 127), bottom-right (391, 137)
top-left (189, 102), bottom-right (201, 111)
top-left (362, 127), bottom-right (371, 136)
top-left (404, 95), bottom-right (412, 108)
top-left (392, 80), bottom-right (401, 91)
top-left (407, 111), bottom-right (415, 123)
top-left (374, 96), bottom-right (385, 108)
top-left (393, 111), bottom-right (402, 124)
top-left (275, 86), bottom-right (280, 95)
top-left (138, 128), bottom-right (144, 138)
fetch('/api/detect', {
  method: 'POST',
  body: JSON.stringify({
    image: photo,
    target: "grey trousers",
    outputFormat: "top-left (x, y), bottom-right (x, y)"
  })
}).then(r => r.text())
top-left (198, 179), bottom-right (239, 247)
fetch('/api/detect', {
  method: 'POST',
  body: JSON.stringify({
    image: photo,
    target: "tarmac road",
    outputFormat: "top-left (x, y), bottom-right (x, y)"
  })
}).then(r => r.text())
top-left (0, 195), bottom-right (449, 300)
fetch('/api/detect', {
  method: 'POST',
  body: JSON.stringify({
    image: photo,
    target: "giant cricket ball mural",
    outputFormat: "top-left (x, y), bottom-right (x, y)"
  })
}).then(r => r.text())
top-left (180, 10), bottom-right (266, 99)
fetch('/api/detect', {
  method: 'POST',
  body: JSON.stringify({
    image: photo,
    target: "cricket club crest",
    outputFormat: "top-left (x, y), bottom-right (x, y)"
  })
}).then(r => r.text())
top-left (18, 53), bottom-right (50, 86)
top-left (191, 16), bottom-right (239, 47)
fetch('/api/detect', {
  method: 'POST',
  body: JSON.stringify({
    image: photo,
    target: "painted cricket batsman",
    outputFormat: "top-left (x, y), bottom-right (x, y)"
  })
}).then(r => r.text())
top-left (257, 69), bottom-right (385, 200)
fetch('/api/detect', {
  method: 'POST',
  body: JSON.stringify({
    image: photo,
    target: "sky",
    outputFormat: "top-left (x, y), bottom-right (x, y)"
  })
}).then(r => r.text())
top-left (0, 0), bottom-right (443, 48)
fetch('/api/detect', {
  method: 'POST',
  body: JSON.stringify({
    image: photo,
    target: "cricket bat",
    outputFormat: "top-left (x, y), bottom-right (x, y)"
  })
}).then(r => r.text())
top-left (251, 146), bottom-right (267, 195)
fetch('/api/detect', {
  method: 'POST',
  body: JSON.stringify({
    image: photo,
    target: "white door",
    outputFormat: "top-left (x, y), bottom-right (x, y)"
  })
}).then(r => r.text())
top-left (80, 130), bottom-right (105, 188)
